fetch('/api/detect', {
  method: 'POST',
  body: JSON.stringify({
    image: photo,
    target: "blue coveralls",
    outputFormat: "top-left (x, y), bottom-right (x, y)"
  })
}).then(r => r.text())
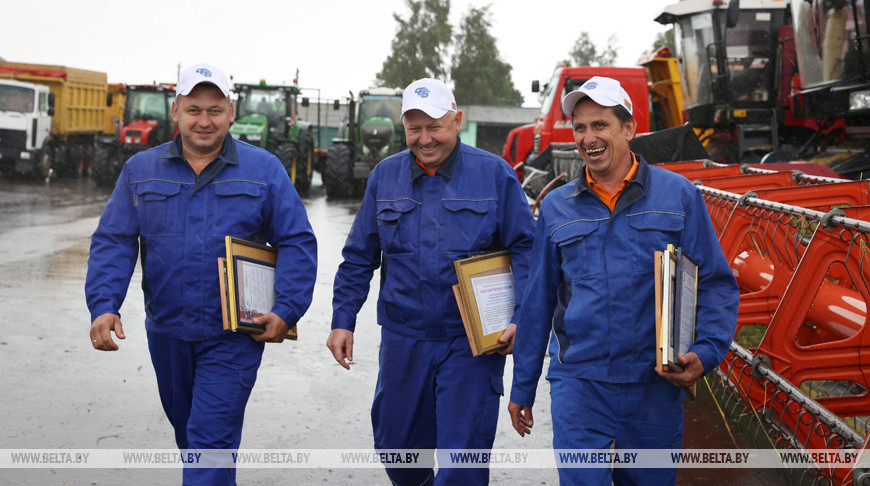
top-left (86, 135), bottom-right (317, 485)
top-left (511, 156), bottom-right (739, 485)
top-left (332, 139), bottom-right (535, 485)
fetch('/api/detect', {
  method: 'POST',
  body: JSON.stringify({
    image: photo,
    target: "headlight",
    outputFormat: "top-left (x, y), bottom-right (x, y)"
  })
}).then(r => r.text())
top-left (850, 90), bottom-right (870, 112)
top-left (247, 134), bottom-right (262, 141)
top-left (20, 151), bottom-right (33, 160)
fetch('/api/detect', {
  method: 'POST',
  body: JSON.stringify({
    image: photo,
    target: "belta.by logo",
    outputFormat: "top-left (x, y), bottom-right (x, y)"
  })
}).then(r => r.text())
top-left (196, 68), bottom-right (213, 77)
top-left (415, 87), bottom-right (430, 98)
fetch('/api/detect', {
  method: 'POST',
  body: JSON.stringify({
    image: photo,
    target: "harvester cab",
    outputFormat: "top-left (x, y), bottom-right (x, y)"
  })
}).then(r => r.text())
top-left (231, 81), bottom-right (314, 195)
top-left (323, 87), bottom-right (405, 199)
top-left (787, 0), bottom-right (870, 178)
top-left (92, 83), bottom-right (177, 187)
top-left (655, 0), bottom-right (792, 164)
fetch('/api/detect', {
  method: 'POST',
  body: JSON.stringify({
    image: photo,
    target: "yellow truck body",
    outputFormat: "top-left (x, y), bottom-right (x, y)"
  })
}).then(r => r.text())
top-left (0, 61), bottom-right (108, 140)
top-left (104, 83), bottom-right (126, 136)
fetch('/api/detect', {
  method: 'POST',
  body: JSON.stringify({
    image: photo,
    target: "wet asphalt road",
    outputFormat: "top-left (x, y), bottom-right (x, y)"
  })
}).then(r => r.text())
top-left (0, 174), bottom-right (783, 485)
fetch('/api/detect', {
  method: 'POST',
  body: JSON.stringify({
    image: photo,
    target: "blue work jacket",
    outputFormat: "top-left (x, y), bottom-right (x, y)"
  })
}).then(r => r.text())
top-left (511, 155), bottom-right (739, 406)
top-left (85, 135), bottom-right (317, 341)
top-left (331, 140), bottom-right (536, 341)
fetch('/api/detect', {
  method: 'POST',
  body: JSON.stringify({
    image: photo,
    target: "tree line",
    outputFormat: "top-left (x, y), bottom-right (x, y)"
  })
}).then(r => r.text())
top-left (376, 0), bottom-right (675, 107)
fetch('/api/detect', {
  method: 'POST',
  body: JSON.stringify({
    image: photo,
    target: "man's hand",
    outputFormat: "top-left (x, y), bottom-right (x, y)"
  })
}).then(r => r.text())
top-left (326, 329), bottom-right (354, 370)
top-left (250, 312), bottom-right (289, 343)
top-left (508, 401), bottom-right (534, 437)
top-left (497, 323), bottom-right (517, 355)
top-left (90, 313), bottom-right (125, 351)
top-left (657, 351), bottom-right (705, 387)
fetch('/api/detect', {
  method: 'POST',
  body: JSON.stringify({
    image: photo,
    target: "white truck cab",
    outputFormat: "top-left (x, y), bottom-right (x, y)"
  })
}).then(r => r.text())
top-left (0, 79), bottom-right (52, 175)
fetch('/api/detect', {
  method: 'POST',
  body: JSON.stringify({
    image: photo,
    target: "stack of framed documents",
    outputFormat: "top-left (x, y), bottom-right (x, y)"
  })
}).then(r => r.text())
top-left (218, 236), bottom-right (297, 339)
top-left (654, 244), bottom-right (697, 398)
top-left (452, 250), bottom-right (515, 356)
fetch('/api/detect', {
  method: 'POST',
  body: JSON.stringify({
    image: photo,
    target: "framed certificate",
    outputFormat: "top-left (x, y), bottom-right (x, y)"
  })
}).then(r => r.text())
top-left (219, 236), bottom-right (297, 339)
top-left (453, 250), bottom-right (514, 356)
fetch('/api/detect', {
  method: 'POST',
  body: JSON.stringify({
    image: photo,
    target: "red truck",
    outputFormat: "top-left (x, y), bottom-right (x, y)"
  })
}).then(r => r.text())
top-left (503, 66), bottom-right (651, 181)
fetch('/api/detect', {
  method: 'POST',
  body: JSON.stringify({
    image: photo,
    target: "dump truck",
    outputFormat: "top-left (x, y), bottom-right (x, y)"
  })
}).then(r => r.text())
top-left (92, 83), bottom-right (176, 188)
top-left (322, 87), bottom-right (405, 199)
top-left (0, 60), bottom-right (109, 178)
top-left (230, 80), bottom-right (314, 195)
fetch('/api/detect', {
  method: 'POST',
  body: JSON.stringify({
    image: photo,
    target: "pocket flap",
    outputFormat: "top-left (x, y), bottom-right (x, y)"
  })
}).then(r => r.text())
top-left (377, 199), bottom-right (418, 221)
top-left (628, 212), bottom-right (685, 232)
top-left (213, 181), bottom-right (261, 198)
top-left (551, 220), bottom-right (598, 245)
top-left (134, 180), bottom-right (181, 197)
top-left (442, 199), bottom-right (490, 214)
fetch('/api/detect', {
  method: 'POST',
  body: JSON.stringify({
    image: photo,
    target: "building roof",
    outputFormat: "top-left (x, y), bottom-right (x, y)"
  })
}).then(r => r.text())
top-left (459, 105), bottom-right (539, 129)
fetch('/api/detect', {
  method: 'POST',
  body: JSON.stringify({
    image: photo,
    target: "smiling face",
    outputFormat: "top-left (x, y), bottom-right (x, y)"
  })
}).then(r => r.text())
top-left (572, 98), bottom-right (637, 185)
top-left (402, 109), bottom-right (462, 171)
top-left (172, 83), bottom-right (234, 160)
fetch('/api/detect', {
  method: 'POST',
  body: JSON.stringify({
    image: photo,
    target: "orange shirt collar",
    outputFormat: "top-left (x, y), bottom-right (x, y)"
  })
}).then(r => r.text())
top-left (585, 153), bottom-right (639, 211)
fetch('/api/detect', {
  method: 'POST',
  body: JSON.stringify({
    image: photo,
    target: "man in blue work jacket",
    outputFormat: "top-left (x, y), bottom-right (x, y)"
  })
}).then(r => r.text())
top-left (508, 76), bottom-right (739, 485)
top-left (327, 78), bottom-right (535, 485)
top-left (85, 63), bottom-right (317, 485)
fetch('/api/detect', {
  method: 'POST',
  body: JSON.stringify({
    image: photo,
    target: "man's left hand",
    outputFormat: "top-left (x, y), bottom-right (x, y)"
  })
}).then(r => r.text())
top-left (656, 351), bottom-right (704, 387)
top-left (250, 312), bottom-right (289, 343)
top-left (497, 323), bottom-right (517, 355)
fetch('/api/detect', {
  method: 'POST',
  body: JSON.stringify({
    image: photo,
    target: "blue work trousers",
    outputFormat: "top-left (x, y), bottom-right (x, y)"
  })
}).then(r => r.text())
top-left (549, 376), bottom-right (684, 486)
top-left (147, 331), bottom-right (265, 486)
top-left (372, 328), bottom-right (505, 486)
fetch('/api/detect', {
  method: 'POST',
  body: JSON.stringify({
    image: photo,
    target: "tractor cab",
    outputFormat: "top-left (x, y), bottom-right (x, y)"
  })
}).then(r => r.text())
top-left (121, 84), bottom-right (176, 149)
top-left (355, 88), bottom-right (405, 161)
top-left (231, 82), bottom-right (301, 150)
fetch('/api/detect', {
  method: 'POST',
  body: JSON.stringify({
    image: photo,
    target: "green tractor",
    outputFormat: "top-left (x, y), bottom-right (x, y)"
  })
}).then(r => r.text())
top-left (230, 81), bottom-right (315, 195)
top-left (323, 87), bottom-right (406, 199)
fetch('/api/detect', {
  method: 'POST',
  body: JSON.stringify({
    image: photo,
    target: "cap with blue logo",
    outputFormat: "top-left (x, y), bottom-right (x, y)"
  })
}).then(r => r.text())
top-left (176, 63), bottom-right (231, 98)
top-left (561, 76), bottom-right (633, 117)
top-left (401, 78), bottom-right (457, 119)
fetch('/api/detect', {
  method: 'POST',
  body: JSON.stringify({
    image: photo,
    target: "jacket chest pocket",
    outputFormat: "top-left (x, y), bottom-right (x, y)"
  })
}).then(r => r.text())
top-left (552, 221), bottom-right (600, 279)
top-left (134, 181), bottom-right (182, 236)
top-left (627, 212), bottom-right (685, 273)
top-left (211, 181), bottom-right (264, 236)
top-left (377, 199), bottom-right (419, 255)
top-left (442, 199), bottom-right (496, 252)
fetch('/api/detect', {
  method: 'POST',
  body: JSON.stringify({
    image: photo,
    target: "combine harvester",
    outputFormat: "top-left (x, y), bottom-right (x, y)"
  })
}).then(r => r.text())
top-left (661, 159), bottom-right (870, 485)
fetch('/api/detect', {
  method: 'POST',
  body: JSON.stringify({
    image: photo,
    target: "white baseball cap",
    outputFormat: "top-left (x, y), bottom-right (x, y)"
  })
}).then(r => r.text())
top-left (401, 78), bottom-right (457, 119)
top-left (561, 76), bottom-right (633, 117)
top-left (176, 63), bottom-right (230, 98)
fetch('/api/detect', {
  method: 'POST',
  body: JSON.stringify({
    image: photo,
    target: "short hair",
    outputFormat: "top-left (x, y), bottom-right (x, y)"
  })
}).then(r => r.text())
top-left (611, 105), bottom-right (633, 126)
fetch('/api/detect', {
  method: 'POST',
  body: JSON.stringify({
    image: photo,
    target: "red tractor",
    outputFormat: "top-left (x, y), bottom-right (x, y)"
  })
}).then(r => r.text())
top-left (93, 83), bottom-right (178, 187)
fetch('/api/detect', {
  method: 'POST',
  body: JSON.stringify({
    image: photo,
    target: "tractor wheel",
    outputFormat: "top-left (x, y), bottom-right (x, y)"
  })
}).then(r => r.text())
top-left (277, 141), bottom-right (306, 193)
top-left (93, 143), bottom-right (121, 188)
top-left (323, 143), bottom-right (353, 200)
top-left (294, 130), bottom-right (313, 196)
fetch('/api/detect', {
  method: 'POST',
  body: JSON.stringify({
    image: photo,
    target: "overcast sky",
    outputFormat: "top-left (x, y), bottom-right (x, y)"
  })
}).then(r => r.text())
top-left (1, 0), bottom-right (672, 107)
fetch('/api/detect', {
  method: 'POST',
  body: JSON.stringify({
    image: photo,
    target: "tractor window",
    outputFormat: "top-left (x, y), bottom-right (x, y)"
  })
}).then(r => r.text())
top-left (675, 12), bottom-right (716, 109)
top-left (792, 0), bottom-right (868, 87)
top-left (538, 73), bottom-right (561, 119)
top-left (240, 89), bottom-right (284, 119)
top-left (358, 98), bottom-right (402, 124)
top-left (0, 85), bottom-right (35, 113)
top-left (127, 91), bottom-right (169, 122)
